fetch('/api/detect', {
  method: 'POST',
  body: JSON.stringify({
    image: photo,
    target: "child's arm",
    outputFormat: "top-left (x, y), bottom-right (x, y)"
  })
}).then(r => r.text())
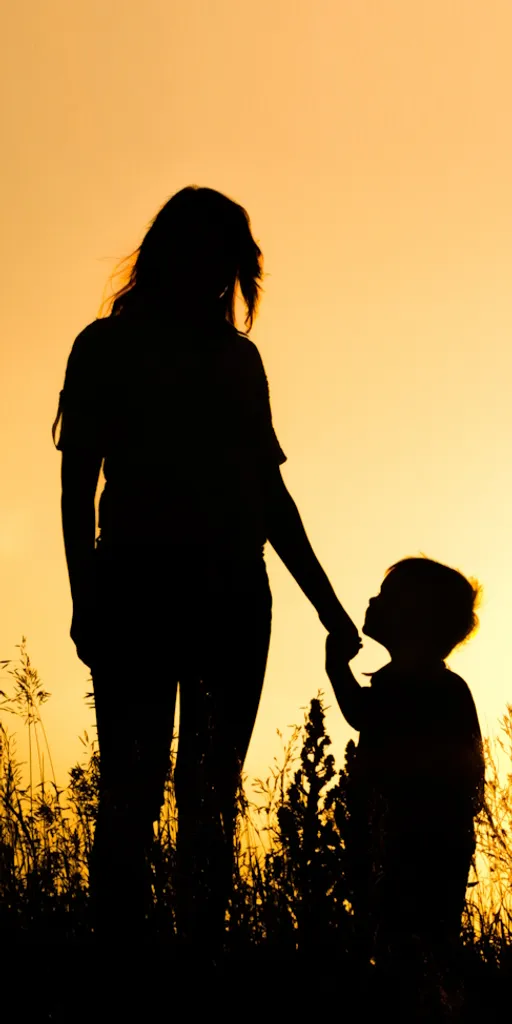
top-left (325, 632), bottom-right (365, 731)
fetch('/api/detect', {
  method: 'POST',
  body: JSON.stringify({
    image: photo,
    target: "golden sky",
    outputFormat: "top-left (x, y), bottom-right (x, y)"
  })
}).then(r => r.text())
top-left (2, 0), bottom-right (512, 787)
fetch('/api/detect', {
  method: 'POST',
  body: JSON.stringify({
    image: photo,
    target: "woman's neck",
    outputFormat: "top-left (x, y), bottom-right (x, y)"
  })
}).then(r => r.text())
top-left (149, 293), bottom-right (227, 328)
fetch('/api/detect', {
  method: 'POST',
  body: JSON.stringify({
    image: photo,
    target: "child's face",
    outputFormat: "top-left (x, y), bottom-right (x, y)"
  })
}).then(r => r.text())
top-left (362, 571), bottom-right (424, 652)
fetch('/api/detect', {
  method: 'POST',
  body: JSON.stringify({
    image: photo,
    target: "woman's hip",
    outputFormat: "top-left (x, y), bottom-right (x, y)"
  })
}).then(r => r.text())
top-left (91, 540), bottom-right (272, 662)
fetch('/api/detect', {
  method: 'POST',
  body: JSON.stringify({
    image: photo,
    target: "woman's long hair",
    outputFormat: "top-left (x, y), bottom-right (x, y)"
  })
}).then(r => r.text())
top-left (100, 186), bottom-right (263, 330)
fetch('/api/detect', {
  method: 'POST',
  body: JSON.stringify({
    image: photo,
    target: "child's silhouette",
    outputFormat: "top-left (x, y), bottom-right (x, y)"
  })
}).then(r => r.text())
top-left (326, 556), bottom-right (484, 997)
top-left (53, 185), bottom-right (360, 953)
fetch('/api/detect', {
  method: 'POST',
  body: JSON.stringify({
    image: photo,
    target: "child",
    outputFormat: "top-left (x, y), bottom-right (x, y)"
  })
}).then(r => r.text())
top-left (326, 556), bottom-right (485, 985)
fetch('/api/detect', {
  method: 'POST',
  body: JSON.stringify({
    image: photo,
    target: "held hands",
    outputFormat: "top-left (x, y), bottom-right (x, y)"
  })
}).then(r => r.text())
top-left (325, 629), bottom-right (362, 685)
top-left (319, 603), bottom-right (362, 663)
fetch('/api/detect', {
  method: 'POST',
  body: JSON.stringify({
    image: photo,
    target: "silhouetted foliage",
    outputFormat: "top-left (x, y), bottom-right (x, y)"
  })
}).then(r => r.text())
top-left (0, 641), bottom-right (511, 1015)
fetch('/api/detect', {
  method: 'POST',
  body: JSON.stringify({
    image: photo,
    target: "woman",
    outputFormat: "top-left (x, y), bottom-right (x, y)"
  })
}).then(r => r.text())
top-left (53, 185), bottom-right (360, 950)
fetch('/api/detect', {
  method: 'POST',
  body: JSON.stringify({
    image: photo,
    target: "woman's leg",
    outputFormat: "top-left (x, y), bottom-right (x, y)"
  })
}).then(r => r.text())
top-left (174, 556), bottom-right (272, 949)
top-left (89, 547), bottom-right (178, 942)
top-left (90, 659), bottom-right (178, 942)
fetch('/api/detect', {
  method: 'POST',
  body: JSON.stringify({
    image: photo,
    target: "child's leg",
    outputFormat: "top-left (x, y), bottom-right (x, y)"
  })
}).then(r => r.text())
top-left (371, 834), bottom-right (471, 1019)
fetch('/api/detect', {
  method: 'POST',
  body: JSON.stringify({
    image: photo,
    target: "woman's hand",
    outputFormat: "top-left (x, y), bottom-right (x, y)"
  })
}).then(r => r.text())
top-left (320, 605), bottom-right (362, 661)
top-left (325, 625), bottom-right (362, 678)
top-left (70, 594), bottom-right (99, 670)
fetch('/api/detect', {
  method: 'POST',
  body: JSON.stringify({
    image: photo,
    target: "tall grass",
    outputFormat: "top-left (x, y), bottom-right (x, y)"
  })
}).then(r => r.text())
top-left (0, 638), bottom-right (511, 975)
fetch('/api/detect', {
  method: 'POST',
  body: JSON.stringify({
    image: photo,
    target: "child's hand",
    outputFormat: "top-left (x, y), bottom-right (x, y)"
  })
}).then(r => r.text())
top-left (326, 630), bottom-right (361, 680)
top-left (320, 604), bottom-right (361, 660)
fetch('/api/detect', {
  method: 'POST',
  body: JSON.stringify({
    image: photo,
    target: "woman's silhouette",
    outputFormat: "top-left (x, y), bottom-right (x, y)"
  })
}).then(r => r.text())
top-left (52, 186), bottom-right (360, 951)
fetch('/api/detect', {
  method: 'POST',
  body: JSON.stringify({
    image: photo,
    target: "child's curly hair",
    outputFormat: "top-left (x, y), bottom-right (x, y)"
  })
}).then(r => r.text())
top-left (386, 555), bottom-right (481, 658)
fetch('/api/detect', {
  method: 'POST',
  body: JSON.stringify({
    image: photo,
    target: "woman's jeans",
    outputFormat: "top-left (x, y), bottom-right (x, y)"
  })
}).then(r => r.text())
top-left (88, 540), bottom-right (272, 947)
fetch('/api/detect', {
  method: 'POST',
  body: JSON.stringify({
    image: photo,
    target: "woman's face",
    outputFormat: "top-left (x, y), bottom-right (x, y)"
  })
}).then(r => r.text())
top-left (165, 222), bottom-right (232, 304)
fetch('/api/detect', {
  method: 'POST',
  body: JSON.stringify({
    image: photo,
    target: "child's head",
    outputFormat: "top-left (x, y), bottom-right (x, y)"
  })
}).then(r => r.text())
top-left (362, 556), bottom-right (480, 660)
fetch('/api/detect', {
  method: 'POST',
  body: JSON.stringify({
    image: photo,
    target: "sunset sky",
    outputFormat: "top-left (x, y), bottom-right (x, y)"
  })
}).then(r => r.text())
top-left (2, 0), bottom-right (512, 788)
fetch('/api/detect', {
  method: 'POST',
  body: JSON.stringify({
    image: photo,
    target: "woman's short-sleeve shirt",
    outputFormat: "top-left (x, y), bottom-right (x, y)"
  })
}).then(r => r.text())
top-left (55, 316), bottom-right (287, 550)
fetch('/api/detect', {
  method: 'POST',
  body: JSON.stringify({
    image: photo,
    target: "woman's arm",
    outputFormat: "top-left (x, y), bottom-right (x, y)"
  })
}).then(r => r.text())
top-left (61, 450), bottom-right (102, 665)
top-left (325, 633), bottom-right (364, 730)
top-left (263, 464), bottom-right (360, 651)
top-left (61, 451), bottom-right (102, 595)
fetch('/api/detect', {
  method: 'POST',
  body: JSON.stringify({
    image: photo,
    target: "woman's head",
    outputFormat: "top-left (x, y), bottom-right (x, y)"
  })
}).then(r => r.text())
top-left (102, 186), bottom-right (263, 330)
top-left (362, 556), bottom-right (480, 660)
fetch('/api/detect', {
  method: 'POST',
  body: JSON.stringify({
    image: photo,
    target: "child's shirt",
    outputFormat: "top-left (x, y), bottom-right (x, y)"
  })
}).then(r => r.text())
top-left (54, 314), bottom-right (287, 552)
top-left (352, 661), bottom-right (484, 846)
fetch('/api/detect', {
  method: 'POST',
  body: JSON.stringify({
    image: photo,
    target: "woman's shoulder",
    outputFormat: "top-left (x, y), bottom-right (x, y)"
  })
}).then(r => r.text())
top-left (221, 328), bottom-right (267, 378)
top-left (75, 316), bottom-right (112, 339)
top-left (68, 316), bottom-right (113, 364)
top-left (59, 318), bottom-right (123, 401)
top-left (225, 327), bottom-right (260, 357)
